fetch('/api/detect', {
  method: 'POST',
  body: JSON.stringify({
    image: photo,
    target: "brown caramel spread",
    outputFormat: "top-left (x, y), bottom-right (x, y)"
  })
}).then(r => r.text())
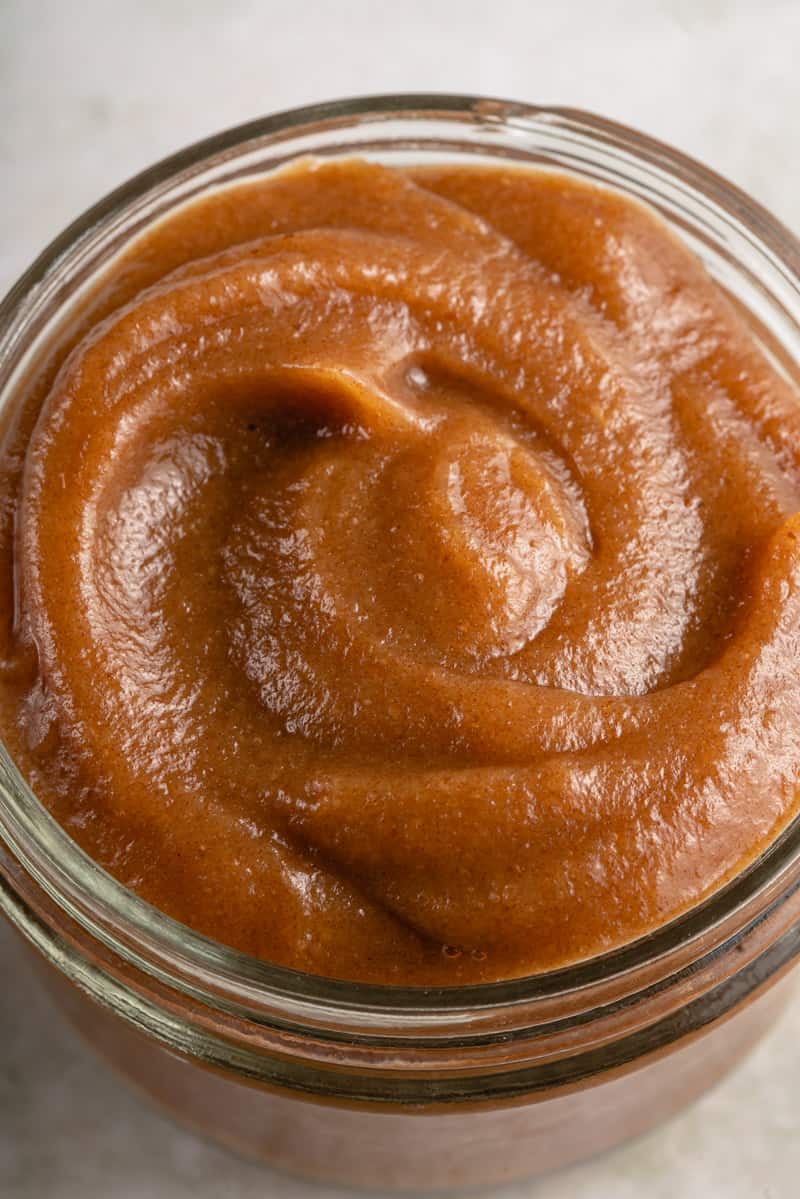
top-left (2, 159), bottom-right (800, 984)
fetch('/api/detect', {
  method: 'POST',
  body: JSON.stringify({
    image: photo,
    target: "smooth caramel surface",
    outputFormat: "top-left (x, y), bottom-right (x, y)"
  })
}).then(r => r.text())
top-left (2, 159), bottom-right (800, 983)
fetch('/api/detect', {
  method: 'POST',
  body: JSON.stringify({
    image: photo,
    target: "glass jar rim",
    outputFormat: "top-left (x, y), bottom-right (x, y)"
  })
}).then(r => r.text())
top-left (2, 91), bottom-right (800, 1029)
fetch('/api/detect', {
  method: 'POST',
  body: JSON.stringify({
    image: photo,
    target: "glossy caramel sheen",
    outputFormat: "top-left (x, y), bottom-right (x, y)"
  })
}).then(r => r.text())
top-left (2, 159), bottom-right (800, 984)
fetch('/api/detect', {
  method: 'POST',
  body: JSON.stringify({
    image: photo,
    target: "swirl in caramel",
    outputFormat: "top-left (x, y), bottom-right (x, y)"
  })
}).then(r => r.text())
top-left (2, 159), bottom-right (800, 983)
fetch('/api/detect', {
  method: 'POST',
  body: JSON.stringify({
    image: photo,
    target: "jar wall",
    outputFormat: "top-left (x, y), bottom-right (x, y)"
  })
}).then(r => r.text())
top-left (26, 943), bottom-right (796, 1190)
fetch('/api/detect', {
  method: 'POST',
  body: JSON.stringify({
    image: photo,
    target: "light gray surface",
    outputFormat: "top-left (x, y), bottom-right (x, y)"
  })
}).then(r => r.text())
top-left (1, 1), bottom-right (799, 1195)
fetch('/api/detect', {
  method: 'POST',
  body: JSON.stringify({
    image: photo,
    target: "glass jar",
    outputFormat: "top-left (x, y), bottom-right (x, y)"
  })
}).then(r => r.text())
top-left (2, 94), bottom-right (800, 1191)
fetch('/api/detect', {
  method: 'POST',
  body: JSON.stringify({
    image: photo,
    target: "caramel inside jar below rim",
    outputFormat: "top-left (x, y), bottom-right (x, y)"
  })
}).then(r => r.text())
top-left (2, 156), bottom-right (800, 985)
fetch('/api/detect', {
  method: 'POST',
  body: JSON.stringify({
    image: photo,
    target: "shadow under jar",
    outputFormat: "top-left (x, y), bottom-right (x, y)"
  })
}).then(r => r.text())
top-left (2, 95), bottom-right (800, 1190)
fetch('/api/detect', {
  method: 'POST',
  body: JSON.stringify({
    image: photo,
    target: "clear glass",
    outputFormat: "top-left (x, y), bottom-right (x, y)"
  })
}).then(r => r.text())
top-left (1, 94), bottom-right (800, 1190)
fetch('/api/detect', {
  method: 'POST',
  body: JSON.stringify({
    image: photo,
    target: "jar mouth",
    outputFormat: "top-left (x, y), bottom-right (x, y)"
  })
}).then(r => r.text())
top-left (2, 92), bottom-right (800, 1021)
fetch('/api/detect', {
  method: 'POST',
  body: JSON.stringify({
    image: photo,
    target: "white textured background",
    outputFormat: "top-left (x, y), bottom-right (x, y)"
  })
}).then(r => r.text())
top-left (1, 1), bottom-right (799, 1195)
